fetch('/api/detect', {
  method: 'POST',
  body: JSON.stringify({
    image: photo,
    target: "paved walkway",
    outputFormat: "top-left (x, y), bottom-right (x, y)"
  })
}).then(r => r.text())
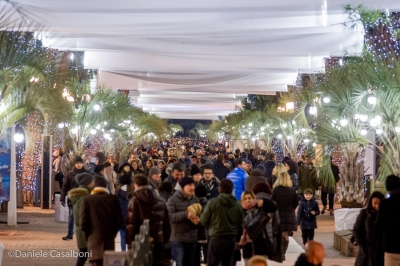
top-left (0, 205), bottom-right (356, 266)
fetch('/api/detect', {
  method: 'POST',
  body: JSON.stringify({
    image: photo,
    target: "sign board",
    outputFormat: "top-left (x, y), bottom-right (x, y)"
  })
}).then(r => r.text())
top-left (0, 129), bottom-right (11, 202)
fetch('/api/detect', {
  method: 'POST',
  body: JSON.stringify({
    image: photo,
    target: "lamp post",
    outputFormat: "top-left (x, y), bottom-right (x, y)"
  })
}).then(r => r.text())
top-left (8, 124), bottom-right (18, 225)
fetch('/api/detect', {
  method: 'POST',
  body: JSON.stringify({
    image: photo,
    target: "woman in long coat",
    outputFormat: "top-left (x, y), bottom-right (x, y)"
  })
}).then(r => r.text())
top-left (353, 191), bottom-right (385, 266)
top-left (272, 172), bottom-right (298, 259)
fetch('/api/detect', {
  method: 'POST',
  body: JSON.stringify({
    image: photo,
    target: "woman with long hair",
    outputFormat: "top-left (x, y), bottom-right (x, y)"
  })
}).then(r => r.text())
top-left (143, 159), bottom-right (154, 176)
top-left (239, 190), bottom-right (256, 266)
top-left (252, 182), bottom-right (283, 262)
top-left (284, 159), bottom-right (299, 192)
top-left (270, 163), bottom-right (286, 188)
top-left (272, 172), bottom-right (299, 259)
top-left (353, 191), bottom-right (385, 266)
top-left (131, 161), bottom-right (143, 175)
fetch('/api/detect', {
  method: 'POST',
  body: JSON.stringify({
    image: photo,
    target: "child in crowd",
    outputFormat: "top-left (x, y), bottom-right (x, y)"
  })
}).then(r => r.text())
top-left (297, 188), bottom-right (320, 245)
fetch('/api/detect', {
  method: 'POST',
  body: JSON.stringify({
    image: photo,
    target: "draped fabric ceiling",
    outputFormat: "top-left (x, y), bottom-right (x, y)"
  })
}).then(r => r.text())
top-left (13, 0), bottom-right (400, 119)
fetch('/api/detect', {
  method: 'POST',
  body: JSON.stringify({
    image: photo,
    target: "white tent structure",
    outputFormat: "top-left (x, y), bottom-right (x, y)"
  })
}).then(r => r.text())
top-left (12, 0), bottom-right (400, 119)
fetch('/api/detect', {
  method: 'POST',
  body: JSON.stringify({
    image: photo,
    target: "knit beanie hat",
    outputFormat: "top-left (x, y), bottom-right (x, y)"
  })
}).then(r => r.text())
top-left (75, 173), bottom-right (93, 186)
top-left (93, 175), bottom-right (108, 188)
top-left (74, 156), bottom-right (84, 164)
top-left (179, 176), bottom-right (195, 188)
top-left (149, 167), bottom-right (161, 177)
top-left (195, 184), bottom-right (207, 198)
top-left (120, 173), bottom-right (132, 186)
top-left (190, 164), bottom-right (201, 176)
top-left (386, 174), bottom-right (400, 192)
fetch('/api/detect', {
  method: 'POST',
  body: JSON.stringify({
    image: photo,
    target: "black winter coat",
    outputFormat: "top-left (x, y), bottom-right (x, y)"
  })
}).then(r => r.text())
top-left (255, 192), bottom-right (283, 262)
top-left (353, 209), bottom-right (384, 266)
top-left (245, 174), bottom-right (267, 191)
top-left (289, 171), bottom-right (299, 191)
top-left (272, 186), bottom-right (298, 232)
top-left (294, 254), bottom-right (321, 266)
top-left (60, 168), bottom-right (88, 207)
top-left (263, 160), bottom-right (276, 181)
top-left (212, 160), bottom-right (230, 180)
top-left (376, 190), bottom-right (400, 254)
top-left (297, 198), bottom-right (320, 229)
top-left (126, 185), bottom-right (171, 246)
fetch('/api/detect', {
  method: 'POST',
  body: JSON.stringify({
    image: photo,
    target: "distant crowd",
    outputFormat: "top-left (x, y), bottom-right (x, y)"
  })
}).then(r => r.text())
top-left (52, 137), bottom-right (400, 266)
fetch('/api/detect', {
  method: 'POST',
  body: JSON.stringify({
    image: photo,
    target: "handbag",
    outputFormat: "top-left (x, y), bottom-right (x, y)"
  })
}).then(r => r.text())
top-left (242, 207), bottom-right (270, 240)
top-left (55, 171), bottom-right (64, 182)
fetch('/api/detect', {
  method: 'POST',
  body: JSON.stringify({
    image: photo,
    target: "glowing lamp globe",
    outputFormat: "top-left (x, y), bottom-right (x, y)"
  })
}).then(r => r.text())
top-left (340, 119), bottom-right (348, 127)
top-left (368, 96), bottom-right (377, 105)
top-left (309, 106), bottom-right (317, 115)
top-left (93, 104), bottom-right (101, 111)
top-left (14, 133), bottom-right (24, 143)
top-left (359, 115), bottom-right (368, 122)
top-left (360, 129), bottom-right (368, 136)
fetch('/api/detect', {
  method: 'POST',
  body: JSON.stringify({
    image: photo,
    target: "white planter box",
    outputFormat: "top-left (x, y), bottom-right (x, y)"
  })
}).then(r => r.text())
top-left (334, 208), bottom-right (362, 231)
top-left (54, 194), bottom-right (69, 223)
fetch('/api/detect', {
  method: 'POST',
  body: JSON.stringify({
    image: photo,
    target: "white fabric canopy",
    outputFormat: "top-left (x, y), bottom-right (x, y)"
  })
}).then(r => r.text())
top-left (12, 0), bottom-right (400, 119)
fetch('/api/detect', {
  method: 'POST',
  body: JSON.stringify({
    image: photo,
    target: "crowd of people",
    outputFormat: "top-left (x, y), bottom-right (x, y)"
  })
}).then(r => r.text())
top-left (53, 137), bottom-right (400, 266)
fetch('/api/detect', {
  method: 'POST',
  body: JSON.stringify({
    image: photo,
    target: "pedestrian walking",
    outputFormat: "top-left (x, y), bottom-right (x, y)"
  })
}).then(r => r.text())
top-left (60, 156), bottom-right (89, 241)
top-left (116, 173), bottom-right (133, 251)
top-left (353, 191), bottom-right (385, 266)
top-left (167, 176), bottom-right (200, 266)
top-left (81, 176), bottom-right (123, 266)
top-left (126, 174), bottom-right (170, 261)
top-left (297, 188), bottom-right (320, 245)
top-left (376, 175), bottom-right (400, 266)
top-left (227, 159), bottom-right (248, 200)
top-left (272, 172), bottom-right (298, 259)
top-left (68, 173), bottom-right (94, 266)
top-left (200, 179), bottom-right (244, 266)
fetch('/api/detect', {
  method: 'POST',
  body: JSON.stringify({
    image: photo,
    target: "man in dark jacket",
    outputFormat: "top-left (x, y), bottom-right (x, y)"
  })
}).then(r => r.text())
top-left (116, 173), bottom-right (133, 251)
top-left (164, 162), bottom-right (185, 189)
top-left (212, 154), bottom-right (230, 180)
top-left (298, 156), bottom-right (318, 196)
top-left (178, 152), bottom-right (191, 167)
top-left (126, 174), bottom-right (170, 260)
top-left (294, 241), bottom-right (325, 266)
top-left (60, 156), bottom-right (88, 241)
top-left (81, 176), bottom-right (123, 266)
top-left (321, 157), bottom-right (340, 215)
top-left (376, 174), bottom-right (400, 264)
top-left (68, 173), bottom-right (94, 266)
top-left (261, 153), bottom-right (276, 183)
top-left (199, 165), bottom-right (220, 199)
top-left (245, 168), bottom-right (267, 191)
top-left (166, 177), bottom-right (200, 266)
top-left (247, 149), bottom-right (257, 166)
top-left (200, 179), bottom-right (244, 266)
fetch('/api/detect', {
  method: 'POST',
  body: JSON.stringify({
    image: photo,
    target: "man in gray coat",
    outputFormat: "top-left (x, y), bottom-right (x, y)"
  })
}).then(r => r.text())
top-left (167, 177), bottom-right (200, 266)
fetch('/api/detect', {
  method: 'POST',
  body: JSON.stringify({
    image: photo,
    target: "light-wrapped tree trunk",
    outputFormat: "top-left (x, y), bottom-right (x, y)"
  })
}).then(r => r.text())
top-left (338, 143), bottom-right (365, 208)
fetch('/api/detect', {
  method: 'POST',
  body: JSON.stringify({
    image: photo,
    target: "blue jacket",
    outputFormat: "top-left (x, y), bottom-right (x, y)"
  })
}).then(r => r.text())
top-left (117, 186), bottom-right (130, 228)
top-left (297, 197), bottom-right (320, 229)
top-left (226, 167), bottom-right (248, 200)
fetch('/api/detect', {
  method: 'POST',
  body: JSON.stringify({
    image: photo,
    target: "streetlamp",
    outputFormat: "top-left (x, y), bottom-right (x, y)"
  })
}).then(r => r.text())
top-left (8, 124), bottom-right (25, 225)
